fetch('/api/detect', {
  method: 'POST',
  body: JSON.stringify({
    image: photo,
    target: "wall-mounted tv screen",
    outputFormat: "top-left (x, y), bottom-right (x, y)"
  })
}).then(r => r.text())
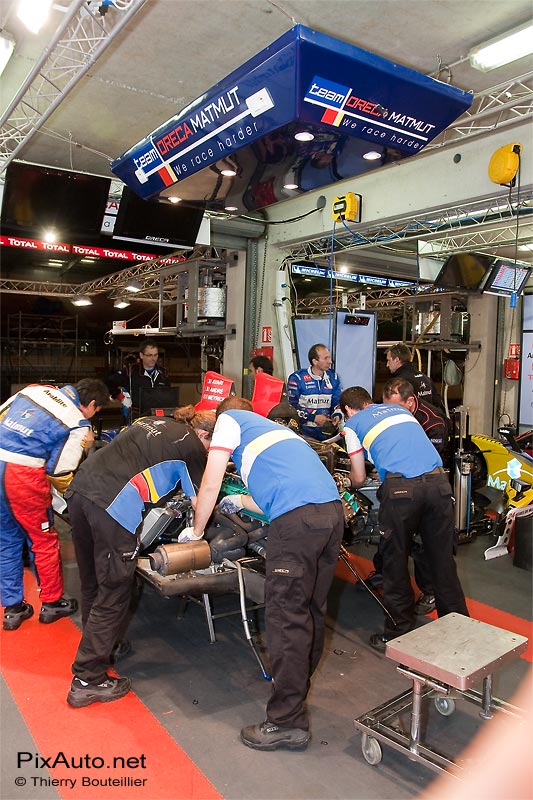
top-left (482, 260), bottom-right (532, 297)
top-left (0, 161), bottom-right (111, 238)
top-left (433, 252), bottom-right (495, 291)
top-left (113, 187), bottom-right (205, 249)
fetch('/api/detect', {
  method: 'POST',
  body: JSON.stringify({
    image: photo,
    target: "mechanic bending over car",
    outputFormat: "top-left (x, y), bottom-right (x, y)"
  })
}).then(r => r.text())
top-left (339, 386), bottom-right (468, 654)
top-left (0, 379), bottom-right (109, 632)
top-left (179, 396), bottom-right (344, 752)
top-left (372, 376), bottom-right (452, 615)
top-left (63, 406), bottom-right (215, 709)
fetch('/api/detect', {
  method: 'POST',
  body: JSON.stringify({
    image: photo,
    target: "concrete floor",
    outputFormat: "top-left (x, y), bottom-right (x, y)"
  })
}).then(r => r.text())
top-left (1, 527), bottom-right (531, 800)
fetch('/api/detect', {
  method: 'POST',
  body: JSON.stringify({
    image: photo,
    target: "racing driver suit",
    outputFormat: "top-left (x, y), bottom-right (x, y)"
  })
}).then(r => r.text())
top-left (0, 383), bottom-right (93, 608)
top-left (287, 366), bottom-right (341, 441)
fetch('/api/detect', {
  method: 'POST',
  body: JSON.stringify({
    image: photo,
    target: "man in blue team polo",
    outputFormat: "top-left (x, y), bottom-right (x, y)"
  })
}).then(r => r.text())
top-left (179, 395), bottom-right (344, 751)
top-left (339, 386), bottom-right (468, 653)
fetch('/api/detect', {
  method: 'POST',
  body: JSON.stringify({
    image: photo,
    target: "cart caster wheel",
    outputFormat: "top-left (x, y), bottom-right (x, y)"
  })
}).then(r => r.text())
top-left (434, 696), bottom-right (455, 716)
top-left (361, 734), bottom-right (383, 765)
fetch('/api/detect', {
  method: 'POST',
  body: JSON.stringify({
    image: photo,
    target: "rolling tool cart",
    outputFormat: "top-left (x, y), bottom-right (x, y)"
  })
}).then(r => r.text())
top-left (354, 614), bottom-right (528, 775)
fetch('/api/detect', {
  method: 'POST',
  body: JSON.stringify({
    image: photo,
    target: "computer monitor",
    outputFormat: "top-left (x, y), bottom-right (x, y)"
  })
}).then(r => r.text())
top-left (137, 387), bottom-right (179, 418)
top-left (482, 260), bottom-right (532, 298)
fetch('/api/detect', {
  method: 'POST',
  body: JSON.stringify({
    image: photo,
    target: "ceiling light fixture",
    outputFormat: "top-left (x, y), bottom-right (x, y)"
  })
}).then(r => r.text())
top-left (43, 229), bottom-right (57, 243)
top-left (114, 298), bottom-right (131, 309)
top-left (294, 131), bottom-right (314, 142)
top-left (0, 30), bottom-right (15, 77)
top-left (125, 278), bottom-right (142, 293)
top-left (17, 0), bottom-right (53, 34)
top-left (283, 182), bottom-right (299, 190)
top-left (71, 295), bottom-right (93, 307)
top-left (469, 21), bottom-right (533, 71)
top-left (168, 195), bottom-right (181, 203)
top-left (224, 205), bottom-right (239, 212)
top-left (220, 167), bottom-right (237, 177)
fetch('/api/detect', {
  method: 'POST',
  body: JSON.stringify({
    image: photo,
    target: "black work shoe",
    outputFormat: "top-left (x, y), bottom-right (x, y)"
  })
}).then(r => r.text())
top-left (3, 601), bottom-right (34, 631)
top-left (369, 633), bottom-right (392, 654)
top-left (240, 720), bottom-right (310, 751)
top-left (39, 597), bottom-right (78, 624)
top-left (110, 639), bottom-right (132, 663)
top-left (415, 593), bottom-right (436, 615)
top-left (67, 676), bottom-right (132, 708)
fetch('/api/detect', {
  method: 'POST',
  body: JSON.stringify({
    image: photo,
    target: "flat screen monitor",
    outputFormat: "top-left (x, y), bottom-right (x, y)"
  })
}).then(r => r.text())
top-left (138, 386), bottom-right (179, 418)
top-left (0, 161), bottom-right (111, 237)
top-left (113, 187), bottom-right (205, 249)
top-left (433, 252), bottom-right (494, 291)
top-left (482, 260), bottom-right (532, 297)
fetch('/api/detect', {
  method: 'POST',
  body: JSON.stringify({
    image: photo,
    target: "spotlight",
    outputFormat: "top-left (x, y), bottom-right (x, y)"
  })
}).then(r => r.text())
top-left (294, 131), bottom-right (314, 142)
top-left (114, 298), bottom-right (131, 309)
top-left (71, 295), bottom-right (93, 307)
top-left (125, 279), bottom-right (142, 293)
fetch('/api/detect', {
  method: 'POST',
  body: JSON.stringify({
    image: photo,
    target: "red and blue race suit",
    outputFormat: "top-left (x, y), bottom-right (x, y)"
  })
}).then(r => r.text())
top-left (287, 367), bottom-right (342, 441)
top-left (0, 384), bottom-right (91, 607)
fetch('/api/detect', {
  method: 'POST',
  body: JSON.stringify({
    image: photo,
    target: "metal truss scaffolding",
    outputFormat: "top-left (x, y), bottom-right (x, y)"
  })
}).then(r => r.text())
top-left (0, 0), bottom-right (148, 173)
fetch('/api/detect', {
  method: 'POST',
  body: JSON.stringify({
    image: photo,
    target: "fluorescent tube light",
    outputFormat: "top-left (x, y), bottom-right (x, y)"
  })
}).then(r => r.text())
top-left (0, 31), bottom-right (15, 77)
top-left (469, 22), bottom-right (533, 71)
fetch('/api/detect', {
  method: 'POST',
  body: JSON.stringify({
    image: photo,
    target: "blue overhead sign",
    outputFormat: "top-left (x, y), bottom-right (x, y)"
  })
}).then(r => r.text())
top-left (112, 25), bottom-right (473, 201)
top-left (291, 263), bottom-right (413, 288)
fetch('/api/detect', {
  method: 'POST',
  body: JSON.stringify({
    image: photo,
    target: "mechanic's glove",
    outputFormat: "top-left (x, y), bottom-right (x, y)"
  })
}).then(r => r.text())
top-left (177, 526), bottom-right (204, 543)
top-left (117, 390), bottom-right (132, 417)
top-left (48, 473), bottom-right (74, 494)
top-left (217, 494), bottom-right (245, 515)
top-left (208, 528), bottom-right (248, 564)
top-left (331, 409), bottom-right (344, 429)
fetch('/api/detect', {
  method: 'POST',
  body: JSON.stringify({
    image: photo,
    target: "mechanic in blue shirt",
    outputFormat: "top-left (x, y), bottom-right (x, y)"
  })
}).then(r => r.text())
top-left (287, 343), bottom-right (342, 440)
top-left (181, 396), bottom-right (344, 752)
top-left (339, 386), bottom-right (468, 653)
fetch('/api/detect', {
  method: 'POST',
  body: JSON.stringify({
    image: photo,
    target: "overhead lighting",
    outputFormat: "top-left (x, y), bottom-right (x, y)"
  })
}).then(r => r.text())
top-left (363, 150), bottom-right (382, 161)
top-left (220, 167), bottom-right (237, 177)
top-left (0, 31), bottom-right (15, 77)
top-left (469, 21), bottom-right (533, 71)
top-left (17, 0), bottom-right (53, 34)
top-left (71, 295), bottom-right (92, 307)
top-left (114, 298), bottom-right (131, 309)
top-left (283, 182), bottom-right (299, 190)
top-left (294, 131), bottom-right (315, 142)
top-left (168, 195), bottom-right (181, 203)
top-left (225, 205), bottom-right (239, 212)
top-left (125, 278), bottom-right (142, 293)
top-left (43, 229), bottom-right (57, 243)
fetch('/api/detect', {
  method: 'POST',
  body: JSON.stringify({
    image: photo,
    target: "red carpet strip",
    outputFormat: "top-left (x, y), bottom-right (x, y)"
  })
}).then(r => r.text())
top-left (0, 571), bottom-right (221, 800)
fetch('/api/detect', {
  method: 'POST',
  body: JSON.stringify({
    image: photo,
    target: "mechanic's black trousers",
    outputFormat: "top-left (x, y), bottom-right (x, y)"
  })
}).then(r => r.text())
top-left (377, 472), bottom-right (468, 636)
top-left (67, 491), bottom-right (138, 684)
top-left (264, 500), bottom-right (344, 730)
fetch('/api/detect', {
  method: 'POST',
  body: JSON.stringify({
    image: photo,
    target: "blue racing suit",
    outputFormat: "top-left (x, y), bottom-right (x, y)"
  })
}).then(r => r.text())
top-left (287, 367), bottom-right (341, 441)
top-left (0, 384), bottom-right (92, 606)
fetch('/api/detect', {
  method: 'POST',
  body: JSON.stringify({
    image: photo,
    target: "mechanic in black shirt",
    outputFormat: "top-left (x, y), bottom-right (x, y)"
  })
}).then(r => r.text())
top-left (385, 343), bottom-right (445, 413)
top-left (107, 338), bottom-right (172, 421)
top-left (64, 406), bottom-right (215, 708)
